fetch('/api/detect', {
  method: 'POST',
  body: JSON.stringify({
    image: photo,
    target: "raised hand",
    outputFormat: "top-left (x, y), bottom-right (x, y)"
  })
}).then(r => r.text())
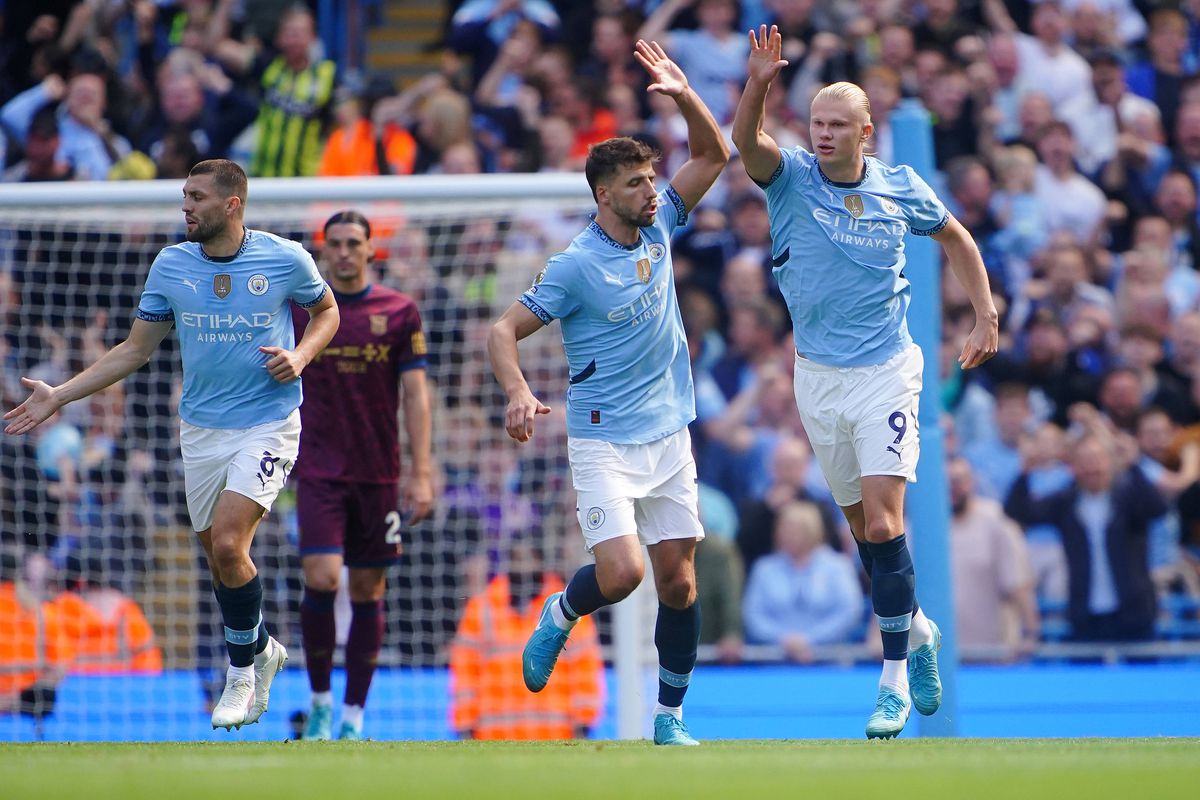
top-left (635, 39), bottom-right (688, 97)
top-left (4, 377), bottom-right (61, 435)
top-left (747, 24), bottom-right (789, 85)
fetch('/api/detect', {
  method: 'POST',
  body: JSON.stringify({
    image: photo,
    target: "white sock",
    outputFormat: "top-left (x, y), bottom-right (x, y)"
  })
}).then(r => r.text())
top-left (342, 703), bottom-right (364, 729)
top-left (880, 658), bottom-right (908, 692)
top-left (909, 608), bottom-right (933, 648)
top-left (227, 663), bottom-right (254, 684)
top-left (654, 702), bottom-right (683, 721)
top-left (312, 691), bottom-right (333, 708)
top-left (549, 598), bottom-right (578, 631)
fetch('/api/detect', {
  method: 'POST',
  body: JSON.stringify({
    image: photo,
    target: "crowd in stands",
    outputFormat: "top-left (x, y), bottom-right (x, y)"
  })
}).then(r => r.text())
top-left (4, 0), bottom-right (1200, 687)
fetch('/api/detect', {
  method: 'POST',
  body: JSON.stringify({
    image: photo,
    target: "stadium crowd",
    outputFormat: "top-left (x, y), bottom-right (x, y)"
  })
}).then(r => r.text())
top-left (3, 0), bottom-right (1200, 700)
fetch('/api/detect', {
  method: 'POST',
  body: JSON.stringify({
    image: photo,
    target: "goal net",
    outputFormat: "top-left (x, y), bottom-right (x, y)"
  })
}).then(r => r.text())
top-left (0, 174), bottom-right (658, 741)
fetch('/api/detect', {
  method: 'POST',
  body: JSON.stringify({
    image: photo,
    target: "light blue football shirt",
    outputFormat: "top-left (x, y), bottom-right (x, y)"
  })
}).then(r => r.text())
top-left (519, 186), bottom-right (695, 444)
top-left (136, 228), bottom-right (328, 429)
top-left (761, 148), bottom-right (949, 367)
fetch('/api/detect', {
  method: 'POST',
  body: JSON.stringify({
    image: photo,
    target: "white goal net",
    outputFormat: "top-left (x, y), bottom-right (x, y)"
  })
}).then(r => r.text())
top-left (0, 174), bottom-right (658, 741)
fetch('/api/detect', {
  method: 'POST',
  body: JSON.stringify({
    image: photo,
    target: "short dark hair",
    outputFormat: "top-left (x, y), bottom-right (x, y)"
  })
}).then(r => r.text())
top-left (29, 104), bottom-right (59, 140)
top-left (324, 209), bottom-right (372, 238)
top-left (188, 159), bottom-right (248, 204)
top-left (584, 137), bottom-right (659, 201)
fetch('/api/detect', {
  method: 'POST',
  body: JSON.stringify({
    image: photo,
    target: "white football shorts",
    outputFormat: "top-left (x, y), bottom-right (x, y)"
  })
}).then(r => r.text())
top-left (567, 427), bottom-right (705, 552)
top-left (179, 409), bottom-right (300, 532)
top-left (793, 344), bottom-right (923, 507)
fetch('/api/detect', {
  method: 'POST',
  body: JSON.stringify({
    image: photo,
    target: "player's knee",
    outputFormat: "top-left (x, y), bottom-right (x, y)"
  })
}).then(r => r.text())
top-left (863, 518), bottom-right (904, 544)
top-left (599, 561), bottom-right (644, 600)
top-left (209, 536), bottom-right (249, 575)
top-left (305, 569), bottom-right (339, 594)
top-left (657, 571), bottom-right (696, 610)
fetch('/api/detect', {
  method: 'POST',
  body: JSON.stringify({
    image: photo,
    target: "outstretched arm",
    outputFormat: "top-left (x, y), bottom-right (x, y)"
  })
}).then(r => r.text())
top-left (488, 302), bottom-right (550, 443)
top-left (933, 215), bottom-right (998, 369)
top-left (635, 39), bottom-right (729, 211)
top-left (4, 318), bottom-right (172, 435)
top-left (732, 25), bottom-right (787, 184)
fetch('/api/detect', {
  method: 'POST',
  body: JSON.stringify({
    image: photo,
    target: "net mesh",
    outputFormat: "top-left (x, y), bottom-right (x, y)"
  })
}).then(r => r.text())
top-left (0, 187), bottom-right (649, 741)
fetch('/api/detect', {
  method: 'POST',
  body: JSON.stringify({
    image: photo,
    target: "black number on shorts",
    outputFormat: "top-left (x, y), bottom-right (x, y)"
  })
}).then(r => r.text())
top-left (888, 411), bottom-right (907, 444)
top-left (260, 451), bottom-right (280, 477)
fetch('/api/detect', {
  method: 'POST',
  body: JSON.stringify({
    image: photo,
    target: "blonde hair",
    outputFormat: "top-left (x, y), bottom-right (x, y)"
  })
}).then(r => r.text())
top-left (812, 81), bottom-right (872, 127)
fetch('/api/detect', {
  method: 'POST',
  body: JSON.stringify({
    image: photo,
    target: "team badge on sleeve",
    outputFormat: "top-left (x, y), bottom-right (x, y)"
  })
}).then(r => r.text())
top-left (247, 274), bottom-right (269, 295)
top-left (411, 331), bottom-right (427, 356)
top-left (844, 195), bottom-right (865, 218)
top-left (637, 258), bottom-right (651, 283)
top-left (213, 274), bottom-right (232, 299)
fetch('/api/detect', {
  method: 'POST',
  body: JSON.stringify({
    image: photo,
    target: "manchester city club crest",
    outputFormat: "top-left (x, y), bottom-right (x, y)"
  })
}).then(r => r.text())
top-left (370, 314), bottom-right (388, 336)
top-left (586, 507), bottom-right (606, 530)
top-left (647, 242), bottom-right (666, 262)
top-left (213, 274), bottom-right (232, 299)
top-left (637, 258), bottom-right (651, 283)
top-left (247, 273), bottom-right (269, 296)
top-left (881, 197), bottom-right (899, 215)
top-left (844, 194), bottom-right (865, 218)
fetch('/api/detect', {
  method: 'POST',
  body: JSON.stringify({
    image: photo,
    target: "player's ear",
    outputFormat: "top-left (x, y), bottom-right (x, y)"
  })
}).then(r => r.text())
top-left (860, 122), bottom-right (873, 142)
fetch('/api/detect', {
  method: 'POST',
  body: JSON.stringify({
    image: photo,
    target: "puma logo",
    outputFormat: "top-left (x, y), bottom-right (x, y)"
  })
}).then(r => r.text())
top-left (886, 446), bottom-right (902, 460)
top-left (181, 277), bottom-right (199, 293)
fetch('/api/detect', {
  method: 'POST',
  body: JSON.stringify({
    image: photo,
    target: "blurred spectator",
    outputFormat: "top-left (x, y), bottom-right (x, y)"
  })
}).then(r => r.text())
top-left (1, 104), bottom-right (73, 182)
top-left (962, 382), bottom-right (1033, 502)
top-left (989, 144), bottom-right (1048, 294)
top-left (1007, 0), bottom-right (1093, 112)
top-left (1032, 122), bottom-right (1108, 246)
top-left (318, 79), bottom-right (416, 177)
top-left (638, 0), bottom-right (748, 125)
top-left (51, 557), bottom-right (163, 674)
top-left (244, 7), bottom-right (336, 177)
top-left (711, 296), bottom-right (786, 401)
top-left (1, 71), bottom-right (132, 180)
top-left (449, 0), bottom-right (561, 87)
top-left (694, 485), bottom-right (745, 664)
top-left (1126, 8), bottom-right (1190, 143)
top-left (0, 552), bottom-right (71, 717)
top-left (742, 501), bottom-right (863, 659)
top-left (1006, 428), bottom-right (1167, 642)
top-left (948, 457), bottom-right (1039, 662)
top-left (1114, 325), bottom-right (1192, 422)
top-left (449, 536), bottom-right (602, 740)
top-left (736, 434), bottom-right (841, 574)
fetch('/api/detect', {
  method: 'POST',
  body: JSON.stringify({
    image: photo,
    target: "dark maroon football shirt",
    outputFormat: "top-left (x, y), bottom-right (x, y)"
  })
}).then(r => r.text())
top-left (293, 284), bottom-right (426, 484)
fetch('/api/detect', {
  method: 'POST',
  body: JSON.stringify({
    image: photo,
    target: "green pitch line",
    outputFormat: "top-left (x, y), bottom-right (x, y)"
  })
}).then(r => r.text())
top-left (2, 739), bottom-right (1198, 800)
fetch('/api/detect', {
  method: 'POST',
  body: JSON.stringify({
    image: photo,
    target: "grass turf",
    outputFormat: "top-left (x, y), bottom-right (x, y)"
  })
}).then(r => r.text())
top-left (2, 738), bottom-right (1198, 800)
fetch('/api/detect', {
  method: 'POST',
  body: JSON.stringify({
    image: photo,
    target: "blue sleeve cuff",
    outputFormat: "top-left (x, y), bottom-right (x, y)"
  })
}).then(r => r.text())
top-left (665, 185), bottom-right (688, 227)
top-left (136, 308), bottom-right (174, 322)
top-left (297, 284), bottom-right (329, 308)
top-left (398, 357), bottom-right (428, 372)
top-left (519, 295), bottom-right (553, 325)
top-left (911, 212), bottom-right (950, 237)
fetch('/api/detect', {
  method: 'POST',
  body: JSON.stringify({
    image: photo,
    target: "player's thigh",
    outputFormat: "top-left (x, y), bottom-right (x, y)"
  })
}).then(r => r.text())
top-left (179, 424), bottom-right (235, 534)
top-left (850, 346), bottom-right (922, 482)
top-left (646, 536), bottom-right (698, 597)
top-left (568, 437), bottom-right (640, 552)
top-left (344, 482), bottom-right (404, 569)
top-left (209, 489), bottom-right (267, 551)
top-left (633, 431), bottom-right (704, 550)
top-left (793, 356), bottom-right (863, 507)
top-left (296, 477), bottom-right (350, 559)
top-left (223, 409), bottom-right (301, 518)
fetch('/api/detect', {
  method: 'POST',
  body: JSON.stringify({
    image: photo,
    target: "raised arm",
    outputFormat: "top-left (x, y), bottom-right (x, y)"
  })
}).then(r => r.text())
top-left (635, 39), bottom-right (729, 211)
top-left (4, 318), bottom-right (173, 435)
top-left (732, 25), bottom-right (787, 184)
top-left (933, 215), bottom-right (999, 369)
top-left (488, 301), bottom-right (551, 443)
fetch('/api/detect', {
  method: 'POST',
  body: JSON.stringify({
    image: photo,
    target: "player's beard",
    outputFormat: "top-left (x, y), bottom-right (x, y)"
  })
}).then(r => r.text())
top-left (617, 201), bottom-right (656, 229)
top-left (186, 216), bottom-right (223, 243)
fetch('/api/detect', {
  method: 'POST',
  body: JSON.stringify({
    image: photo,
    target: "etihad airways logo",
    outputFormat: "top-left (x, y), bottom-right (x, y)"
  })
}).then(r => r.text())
top-left (179, 311), bottom-right (274, 343)
top-left (606, 280), bottom-right (668, 326)
top-left (811, 208), bottom-right (906, 250)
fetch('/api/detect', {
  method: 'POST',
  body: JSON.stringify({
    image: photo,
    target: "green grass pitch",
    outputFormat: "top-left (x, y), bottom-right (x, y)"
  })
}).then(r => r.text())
top-left (3, 739), bottom-right (1198, 799)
